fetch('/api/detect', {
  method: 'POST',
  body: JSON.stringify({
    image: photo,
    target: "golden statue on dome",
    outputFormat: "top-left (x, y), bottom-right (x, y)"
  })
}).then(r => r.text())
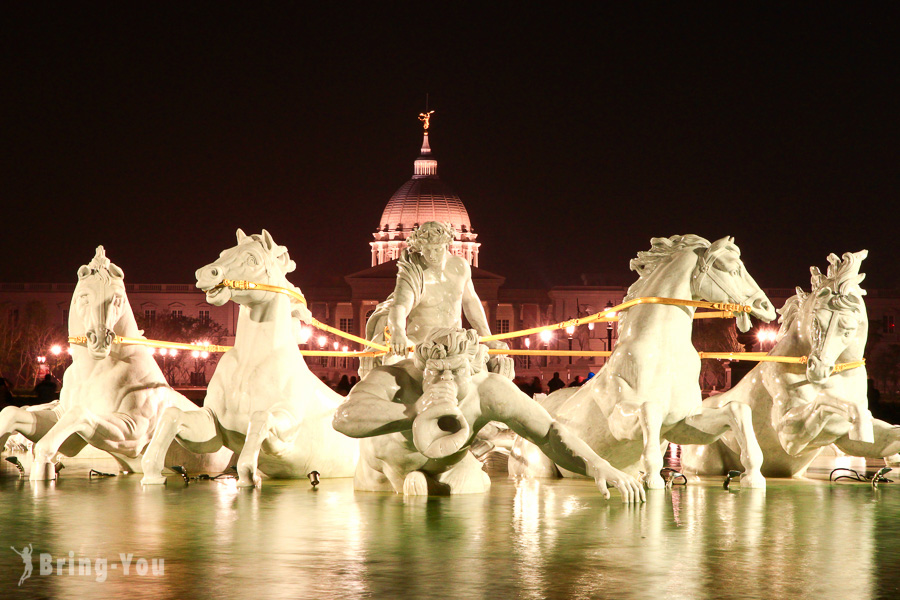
top-left (418, 110), bottom-right (434, 131)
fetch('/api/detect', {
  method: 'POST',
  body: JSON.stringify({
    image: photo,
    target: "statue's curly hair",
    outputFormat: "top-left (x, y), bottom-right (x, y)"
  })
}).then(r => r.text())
top-left (407, 221), bottom-right (456, 252)
top-left (413, 328), bottom-right (487, 373)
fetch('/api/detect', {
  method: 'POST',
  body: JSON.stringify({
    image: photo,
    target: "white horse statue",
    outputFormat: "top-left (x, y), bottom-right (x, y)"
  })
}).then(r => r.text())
top-left (682, 250), bottom-right (900, 477)
top-left (509, 235), bottom-right (777, 489)
top-left (140, 229), bottom-right (359, 487)
top-left (0, 246), bottom-right (229, 480)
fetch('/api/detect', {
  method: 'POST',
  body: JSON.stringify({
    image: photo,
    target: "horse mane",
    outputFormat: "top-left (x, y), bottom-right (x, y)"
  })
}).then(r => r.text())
top-left (624, 235), bottom-right (711, 302)
top-left (618, 235), bottom-right (710, 331)
top-left (77, 245), bottom-right (125, 285)
top-left (237, 229), bottom-right (310, 323)
top-left (777, 250), bottom-right (868, 338)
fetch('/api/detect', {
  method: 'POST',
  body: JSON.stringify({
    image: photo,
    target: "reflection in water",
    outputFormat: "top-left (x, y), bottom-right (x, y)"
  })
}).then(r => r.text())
top-left (1, 461), bottom-right (898, 600)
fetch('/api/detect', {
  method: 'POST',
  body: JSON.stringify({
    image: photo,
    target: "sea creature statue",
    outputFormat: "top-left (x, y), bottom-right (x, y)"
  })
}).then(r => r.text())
top-left (509, 235), bottom-right (777, 489)
top-left (141, 229), bottom-right (358, 486)
top-left (682, 251), bottom-right (900, 477)
top-left (0, 246), bottom-right (229, 480)
top-left (333, 328), bottom-right (645, 502)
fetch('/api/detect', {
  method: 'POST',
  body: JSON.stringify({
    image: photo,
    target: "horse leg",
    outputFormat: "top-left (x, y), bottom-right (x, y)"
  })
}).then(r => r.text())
top-left (140, 407), bottom-right (221, 485)
top-left (237, 408), bottom-right (299, 488)
top-left (638, 402), bottom-right (666, 489)
top-left (0, 406), bottom-right (59, 450)
top-left (30, 406), bottom-right (102, 480)
top-left (683, 402), bottom-right (765, 488)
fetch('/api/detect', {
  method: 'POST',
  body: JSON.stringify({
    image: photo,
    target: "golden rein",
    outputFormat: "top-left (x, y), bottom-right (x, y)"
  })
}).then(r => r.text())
top-left (65, 284), bottom-right (864, 373)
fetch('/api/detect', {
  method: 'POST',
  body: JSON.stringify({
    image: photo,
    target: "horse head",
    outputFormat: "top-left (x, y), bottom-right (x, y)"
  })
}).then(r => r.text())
top-left (72, 246), bottom-right (129, 360)
top-left (195, 229), bottom-right (297, 307)
top-left (785, 250), bottom-right (868, 384)
top-left (691, 236), bottom-right (777, 332)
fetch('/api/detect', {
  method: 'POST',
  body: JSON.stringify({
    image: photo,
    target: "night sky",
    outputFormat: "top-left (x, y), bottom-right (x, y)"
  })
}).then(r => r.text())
top-left (3, 6), bottom-right (898, 291)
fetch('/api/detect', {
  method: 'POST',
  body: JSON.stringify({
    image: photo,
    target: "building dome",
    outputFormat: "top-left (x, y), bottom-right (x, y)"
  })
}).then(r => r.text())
top-left (378, 177), bottom-right (472, 235)
top-left (370, 116), bottom-right (480, 267)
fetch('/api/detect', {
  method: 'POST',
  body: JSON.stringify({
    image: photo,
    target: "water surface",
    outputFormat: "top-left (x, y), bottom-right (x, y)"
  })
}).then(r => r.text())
top-left (1, 458), bottom-right (899, 600)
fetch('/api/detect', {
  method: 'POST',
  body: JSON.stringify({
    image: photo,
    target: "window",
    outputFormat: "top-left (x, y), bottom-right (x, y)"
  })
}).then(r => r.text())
top-left (339, 318), bottom-right (355, 333)
top-left (144, 309), bottom-right (156, 324)
top-left (495, 319), bottom-right (510, 334)
top-left (199, 310), bottom-right (210, 324)
top-left (172, 310), bottom-right (183, 318)
top-left (884, 315), bottom-right (895, 334)
top-left (8, 309), bottom-right (19, 328)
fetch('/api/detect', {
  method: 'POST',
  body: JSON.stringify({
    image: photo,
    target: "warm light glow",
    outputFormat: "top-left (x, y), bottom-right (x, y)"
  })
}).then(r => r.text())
top-left (37, 356), bottom-right (46, 363)
top-left (191, 350), bottom-right (200, 358)
top-left (50, 345), bottom-right (62, 355)
top-left (524, 338), bottom-right (531, 348)
top-left (565, 325), bottom-right (575, 336)
top-left (200, 351), bottom-right (209, 359)
top-left (540, 330), bottom-right (553, 343)
top-left (298, 327), bottom-right (312, 344)
top-left (148, 348), bottom-right (156, 355)
top-left (333, 341), bottom-right (339, 350)
top-left (66, 347), bottom-right (73, 356)
top-left (342, 346), bottom-right (348, 353)
top-left (159, 348), bottom-right (168, 356)
top-left (604, 311), bottom-right (617, 319)
top-left (318, 336), bottom-right (327, 348)
top-left (170, 349), bottom-right (178, 357)
top-left (588, 323), bottom-right (594, 331)
top-left (757, 329), bottom-right (777, 344)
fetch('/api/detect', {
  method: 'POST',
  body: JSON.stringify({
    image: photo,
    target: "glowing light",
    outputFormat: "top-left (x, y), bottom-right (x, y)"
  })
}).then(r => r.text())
top-left (565, 325), bottom-right (575, 336)
top-left (50, 345), bottom-right (62, 356)
top-left (757, 329), bottom-right (777, 344)
top-left (191, 350), bottom-right (200, 358)
top-left (170, 349), bottom-right (178, 357)
top-left (66, 347), bottom-right (73, 356)
top-left (148, 348), bottom-right (156, 355)
top-left (342, 346), bottom-right (348, 353)
top-left (539, 330), bottom-right (553, 343)
top-left (298, 327), bottom-right (312, 344)
top-left (333, 341), bottom-right (339, 350)
top-left (200, 351), bottom-right (209, 359)
top-left (605, 311), bottom-right (617, 319)
top-left (159, 348), bottom-right (168, 356)
top-left (524, 338), bottom-right (531, 348)
top-left (588, 323), bottom-right (594, 331)
top-left (318, 336), bottom-right (327, 348)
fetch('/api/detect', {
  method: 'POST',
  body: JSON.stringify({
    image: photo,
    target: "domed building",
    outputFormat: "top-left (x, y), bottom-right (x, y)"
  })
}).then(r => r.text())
top-left (369, 115), bottom-right (481, 266)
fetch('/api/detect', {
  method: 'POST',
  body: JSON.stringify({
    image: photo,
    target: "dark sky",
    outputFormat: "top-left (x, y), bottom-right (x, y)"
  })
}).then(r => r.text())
top-left (3, 6), bottom-right (898, 290)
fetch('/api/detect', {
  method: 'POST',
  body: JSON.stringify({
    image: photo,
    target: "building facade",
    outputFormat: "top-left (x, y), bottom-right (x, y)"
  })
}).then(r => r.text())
top-left (3, 120), bottom-right (900, 396)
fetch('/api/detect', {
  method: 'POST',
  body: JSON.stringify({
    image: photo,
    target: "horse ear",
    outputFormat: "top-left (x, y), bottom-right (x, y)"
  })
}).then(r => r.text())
top-left (283, 258), bottom-right (297, 274)
top-left (260, 229), bottom-right (276, 251)
top-left (77, 265), bottom-right (91, 280)
top-left (108, 262), bottom-right (124, 279)
top-left (236, 228), bottom-right (247, 243)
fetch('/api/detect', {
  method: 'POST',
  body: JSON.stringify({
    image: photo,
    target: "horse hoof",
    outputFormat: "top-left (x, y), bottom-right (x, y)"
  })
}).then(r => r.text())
top-left (644, 474), bottom-right (666, 490)
top-left (740, 472), bottom-right (767, 489)
top-left (403, 471), bottom-right (429, 496)
top-left (29, 461), bottom-right (57, 482)
top-left (237, 474), bottom-right (261, 488)
top-left (141, 475), bottom-right (167, 485)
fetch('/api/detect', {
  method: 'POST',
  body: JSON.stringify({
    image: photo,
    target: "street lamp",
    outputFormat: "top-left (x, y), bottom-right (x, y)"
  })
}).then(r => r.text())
top-left (757, 328), bottom-right (777, 351)
top-left (605, 300), bottom-right (615, 354)
top-left (540, 329), bottom-right (553, 369)
top-left (566, 324), bottom-right (575, 365)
